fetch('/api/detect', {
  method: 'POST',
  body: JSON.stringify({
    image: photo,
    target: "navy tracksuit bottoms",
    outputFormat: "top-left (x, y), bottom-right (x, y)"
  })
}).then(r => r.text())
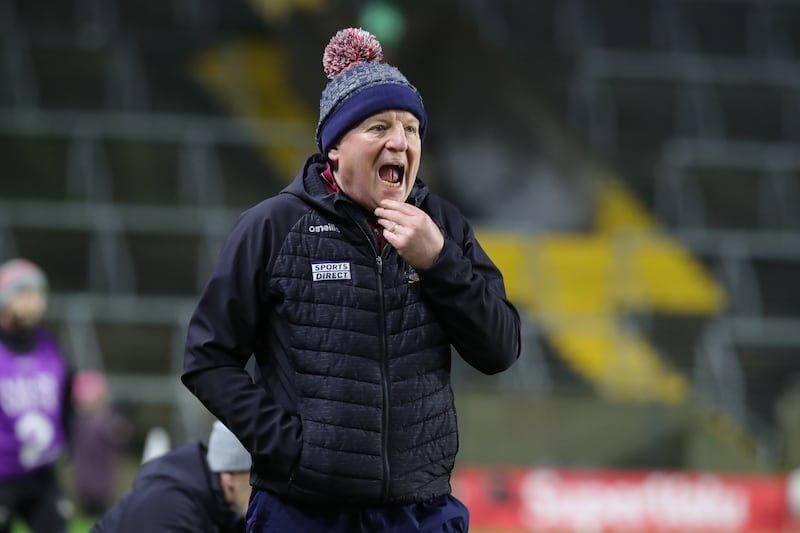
top-left (246, 489), bottom-right (469, 532)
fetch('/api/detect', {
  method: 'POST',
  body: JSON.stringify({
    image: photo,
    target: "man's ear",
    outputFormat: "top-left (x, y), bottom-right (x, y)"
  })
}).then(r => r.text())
top-left (327, 147), bottom-right (339, 165)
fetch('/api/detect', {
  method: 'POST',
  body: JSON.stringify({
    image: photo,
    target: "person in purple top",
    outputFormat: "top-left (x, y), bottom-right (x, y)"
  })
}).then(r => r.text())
top-left (0, 258), bottom-right (72, 533)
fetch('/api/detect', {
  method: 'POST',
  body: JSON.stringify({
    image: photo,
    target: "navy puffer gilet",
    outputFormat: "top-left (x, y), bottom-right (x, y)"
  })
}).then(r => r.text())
top-left (266, 188), bottom-right (457, 504)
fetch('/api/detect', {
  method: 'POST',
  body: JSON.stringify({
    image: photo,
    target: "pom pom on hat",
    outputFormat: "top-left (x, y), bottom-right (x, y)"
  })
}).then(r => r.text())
top-left (323, 28), bottom-right (384, 80)
top-left (206, 421), bottom-right (251, 473)
top-left (0, 258), bottom-right (48, 311)
top-left (316, 27), bottom-right (427, 153)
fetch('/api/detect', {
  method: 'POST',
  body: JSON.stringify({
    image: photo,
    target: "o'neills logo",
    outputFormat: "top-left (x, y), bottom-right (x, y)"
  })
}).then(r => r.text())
top-left (308, 223), bottom-right (340, 233)
top-left (311, 262), bottom-right (351, 282)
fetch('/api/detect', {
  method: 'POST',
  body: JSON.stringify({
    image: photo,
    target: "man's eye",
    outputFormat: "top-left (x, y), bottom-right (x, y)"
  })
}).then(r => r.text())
top-left (406, 126), bottom-right (418, 135)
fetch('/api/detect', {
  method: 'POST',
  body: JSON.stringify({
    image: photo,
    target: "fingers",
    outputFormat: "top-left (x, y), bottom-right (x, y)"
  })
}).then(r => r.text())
top-left (377, 203), bottom-right (444, 270)
top-left (376, 217), bottom-right (399, 233)
top-left (375, 204), bottom-right (400, 233)
top-left (376, 199), bottom-right (417, 216)
top-left (374, 200), bottom-right (419, 230)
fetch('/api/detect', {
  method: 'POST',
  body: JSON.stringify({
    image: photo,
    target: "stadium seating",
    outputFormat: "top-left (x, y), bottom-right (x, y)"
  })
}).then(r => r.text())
top-left (1, 0), bottom-right (798, 467)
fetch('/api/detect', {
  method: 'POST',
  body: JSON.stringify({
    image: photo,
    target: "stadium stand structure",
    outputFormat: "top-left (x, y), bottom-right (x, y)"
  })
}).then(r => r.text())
top-left (0, 0), bottom-right (798, 468)
top-left (542, 0), bottom-right (800, 462)
top-left (0, 0), bottom-right (294, 445)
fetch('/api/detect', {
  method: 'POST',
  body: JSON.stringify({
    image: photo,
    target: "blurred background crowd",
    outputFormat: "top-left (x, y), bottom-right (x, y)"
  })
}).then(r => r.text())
top-left (1, 0), bottom-right (799, 525)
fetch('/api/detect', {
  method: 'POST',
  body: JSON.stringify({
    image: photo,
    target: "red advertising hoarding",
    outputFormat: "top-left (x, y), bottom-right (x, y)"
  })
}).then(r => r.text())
top-left (453, 467), bottom-right (794, 532)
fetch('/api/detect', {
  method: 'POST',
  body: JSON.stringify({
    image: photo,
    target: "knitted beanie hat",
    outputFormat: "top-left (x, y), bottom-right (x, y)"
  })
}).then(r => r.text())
top-left (206, 421), bottom-right (251, 473)
top-left (0, 258), bottom-right (48, 311)
top-left (316, 27), bottom-right (427, 153)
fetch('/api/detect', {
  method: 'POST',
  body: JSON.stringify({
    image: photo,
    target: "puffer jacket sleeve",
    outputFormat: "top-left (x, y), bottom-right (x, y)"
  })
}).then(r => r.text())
top-left (419, 198), bottom-right (521, 375)
top-left (181, 205), bottom-right (302, 480)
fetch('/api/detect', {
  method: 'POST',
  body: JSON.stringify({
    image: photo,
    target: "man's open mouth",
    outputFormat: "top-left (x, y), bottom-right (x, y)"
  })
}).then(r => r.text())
top-left (379, 164), bottom-right (404, 188)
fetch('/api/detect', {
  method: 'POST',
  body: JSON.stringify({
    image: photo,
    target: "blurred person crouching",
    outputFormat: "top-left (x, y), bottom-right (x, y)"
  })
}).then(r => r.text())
top-left (0, 258), bottom-right (73, 533)
top-left (91, 420), bottom-right (252, 532)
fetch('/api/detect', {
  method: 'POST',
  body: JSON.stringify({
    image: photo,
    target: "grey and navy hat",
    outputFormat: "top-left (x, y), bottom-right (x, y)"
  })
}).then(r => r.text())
top-left (0, 258), bottom-right (48, 311)
top-left (206, 421), bottom-right (251, 473)
top-left (316, 27), bottom-right (427, 153)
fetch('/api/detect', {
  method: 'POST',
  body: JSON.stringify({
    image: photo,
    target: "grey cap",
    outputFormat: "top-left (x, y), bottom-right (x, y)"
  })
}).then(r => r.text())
top-left (206, 421), bottom-right (251, 473)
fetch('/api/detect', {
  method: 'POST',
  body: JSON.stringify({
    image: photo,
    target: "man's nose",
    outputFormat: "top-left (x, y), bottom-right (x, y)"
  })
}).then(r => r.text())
top-left (385, 123), bottom-right (408, 150)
